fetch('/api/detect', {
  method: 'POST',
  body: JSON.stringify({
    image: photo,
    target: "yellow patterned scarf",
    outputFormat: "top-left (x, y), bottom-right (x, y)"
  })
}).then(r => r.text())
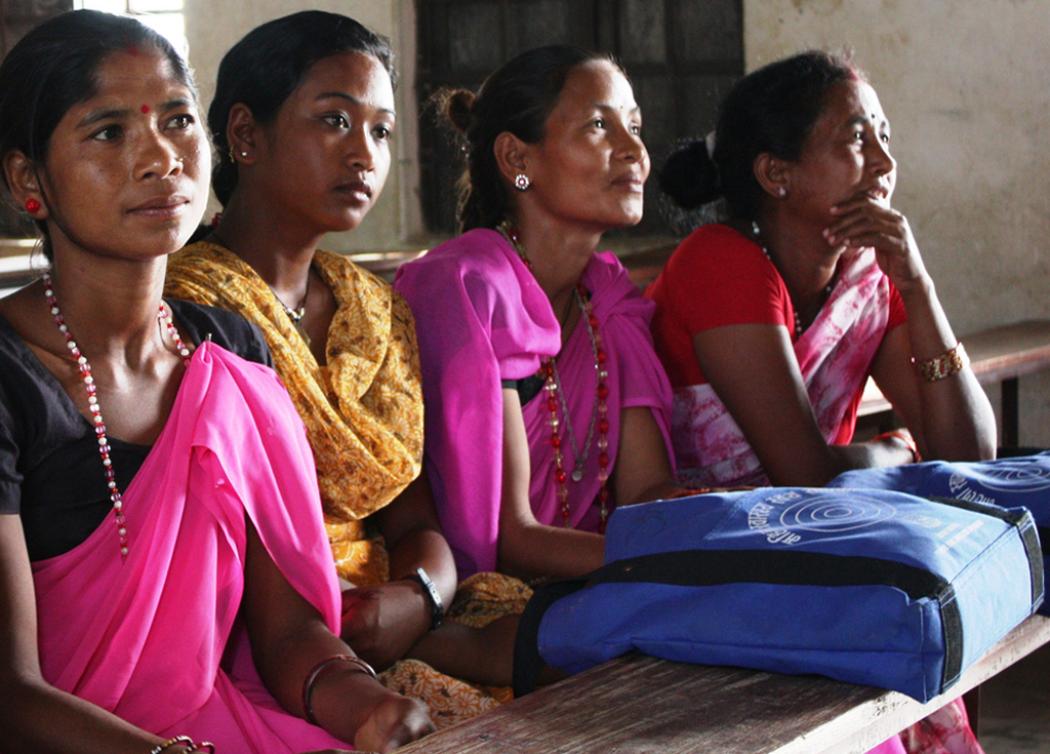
top-left (166, 241), bottom-right (423, 586)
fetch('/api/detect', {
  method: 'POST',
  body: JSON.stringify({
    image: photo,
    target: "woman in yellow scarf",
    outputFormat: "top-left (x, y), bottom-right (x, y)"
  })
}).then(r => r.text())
top-left (166, 11), bottom-right (527, 726)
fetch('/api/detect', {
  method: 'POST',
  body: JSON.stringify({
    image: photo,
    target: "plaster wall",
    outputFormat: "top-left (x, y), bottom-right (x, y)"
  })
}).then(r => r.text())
top-left (743, 0), bottom-right (1050, 445)
top-left (183, 0), bottom-right (420, 252)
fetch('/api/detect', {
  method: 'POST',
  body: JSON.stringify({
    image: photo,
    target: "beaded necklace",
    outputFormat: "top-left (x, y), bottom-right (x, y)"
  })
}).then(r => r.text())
top-left (750, 220), bottom-right (834, 340)
top-left (42, 273), bottom-right (193, 560)
top-left (497, 223), bottom-right (611, 530)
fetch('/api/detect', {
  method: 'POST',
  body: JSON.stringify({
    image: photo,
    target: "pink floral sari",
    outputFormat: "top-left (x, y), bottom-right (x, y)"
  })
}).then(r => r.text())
top-left (672, 247), bottom-right (889, 487)
top-left (395, 229), bottom-right (673, 577)
top-left (31, 342), bottom-right (350, 752)
top-left (668, 242), bottom-right (983, 754)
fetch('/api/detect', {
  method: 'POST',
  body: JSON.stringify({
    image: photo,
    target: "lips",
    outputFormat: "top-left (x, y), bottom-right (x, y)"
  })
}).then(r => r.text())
top-left (861, 185), bottom-right (890, 202)
top-left (336, 180), bottom-right (373, 203)
top-left (128, 194), bottom-right (190, 217)
top-left (611, 172), bottom-right (645, 192)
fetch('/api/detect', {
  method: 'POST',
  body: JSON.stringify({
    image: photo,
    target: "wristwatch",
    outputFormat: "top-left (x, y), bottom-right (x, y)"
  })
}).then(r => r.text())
top-left (409, 566), bottom-right (445, 629)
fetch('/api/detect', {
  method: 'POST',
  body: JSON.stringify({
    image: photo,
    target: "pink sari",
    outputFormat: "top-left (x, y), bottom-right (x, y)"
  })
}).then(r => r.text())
top-left (395, 229), bottom-right (673, 577)
top-left (31, 342), bottom-right (350, 752)
top-left (673, 246), bottom-right (890, 487)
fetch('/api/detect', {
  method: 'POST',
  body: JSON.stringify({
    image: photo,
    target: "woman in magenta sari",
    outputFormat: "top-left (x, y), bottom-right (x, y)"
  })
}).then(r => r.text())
top-left (395, 46), bottom-right (676, 581)
top-left (645, 51), bottom-right (991, 754)
top-left (0, 11), bottom-right (431, 753)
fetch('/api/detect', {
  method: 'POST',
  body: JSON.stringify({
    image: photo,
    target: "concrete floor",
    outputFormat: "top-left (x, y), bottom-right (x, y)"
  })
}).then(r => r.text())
top-left (978, 643), bottom-right (1050, 753)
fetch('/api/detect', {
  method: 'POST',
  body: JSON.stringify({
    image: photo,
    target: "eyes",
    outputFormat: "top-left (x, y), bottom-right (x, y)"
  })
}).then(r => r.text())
top-left (589, 116), bottom-right (643, 136)
top-left (851, 128), bottom-right (891, 146)
top-left (321, 112), bottom-right (395, 141)
top-left (89, 111), bottom-right (196, 143)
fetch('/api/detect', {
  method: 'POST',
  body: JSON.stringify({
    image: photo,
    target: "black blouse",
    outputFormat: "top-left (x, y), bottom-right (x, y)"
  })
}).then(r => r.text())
top-left (0, 300), bottom-right (272, 560)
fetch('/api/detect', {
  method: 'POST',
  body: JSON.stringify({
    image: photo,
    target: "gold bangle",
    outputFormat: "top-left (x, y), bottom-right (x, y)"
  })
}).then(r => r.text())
top-left (149, 737), bottom-right (193, 754)
top-left (912, 342), bottom-right (968, 383)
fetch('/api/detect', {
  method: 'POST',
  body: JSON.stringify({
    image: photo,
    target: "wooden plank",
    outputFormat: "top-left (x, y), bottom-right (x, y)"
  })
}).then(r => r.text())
top-left (793, 614), bottom-right (1050, 754)
top-left (396, 615), bottom-right (1050, 754)
top-left (858, 319), bottom-right (1050, 418)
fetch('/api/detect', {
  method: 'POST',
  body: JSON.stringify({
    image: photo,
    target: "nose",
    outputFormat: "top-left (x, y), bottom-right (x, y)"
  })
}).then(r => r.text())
top-left (869, 136), bottom-right (896, 177)
top-left (615, 123), bottom-right (646, 165)
top-left (136, 128), bottom-right (183, 181)
top-left (346, 126), bottom-right (376, 172)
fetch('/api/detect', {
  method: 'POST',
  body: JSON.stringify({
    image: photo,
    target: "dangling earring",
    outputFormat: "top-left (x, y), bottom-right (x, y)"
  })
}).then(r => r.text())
top-left (514, 173), bottom-right (530, 192)
top-left (24, 197), bottom-right (41, 214)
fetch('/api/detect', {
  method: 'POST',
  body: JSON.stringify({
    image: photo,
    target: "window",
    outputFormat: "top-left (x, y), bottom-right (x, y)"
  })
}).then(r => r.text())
top-left (416, 0), bottom-right (743, 235)
top-left (75, 0), bottom-right (186, 57)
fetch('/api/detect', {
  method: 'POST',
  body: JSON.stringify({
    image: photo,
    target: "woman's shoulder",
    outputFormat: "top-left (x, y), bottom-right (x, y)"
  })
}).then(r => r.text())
top-left (674, 223), bottom-right (760, 262)
top-left (165, 241), bottom-right (251, 306)
top-left (166, 299), bottom-right (272, 367)
top-left (314, 248), bottom-right (389, 291)
top-left (169, 239), bottom-right (242, 273)
top-left (400, 229), bottom-right (517, 281)
top-left (663, 223), bottom-right (774, 284)
top-left (395, 228), bottom-right (528, 305)
top-left (313, 249), bottom-right (420, 339)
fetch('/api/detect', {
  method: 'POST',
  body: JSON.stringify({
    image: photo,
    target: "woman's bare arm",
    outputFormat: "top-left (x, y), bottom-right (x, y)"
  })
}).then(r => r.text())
top-left (694, 323), bottom-right (912, 486)
top-left (495, 389), bottom-right (604, 579)
top-left (0, 515), bottom-right (175, 754)
top-left (611, 406), bottom-right (676, 505)
top-left (243, 520), bottom-right (432, 751)
top-left (827, 196), bottom-right (996, 461)
top-left (341, 475), bottom-right (457, 670)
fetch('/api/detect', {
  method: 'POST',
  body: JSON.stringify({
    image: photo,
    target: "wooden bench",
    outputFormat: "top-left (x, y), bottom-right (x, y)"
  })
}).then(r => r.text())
top-left (859, 320), bottom-right (1050, 447)
top-left (396, 614), bottom-right (1050, 753)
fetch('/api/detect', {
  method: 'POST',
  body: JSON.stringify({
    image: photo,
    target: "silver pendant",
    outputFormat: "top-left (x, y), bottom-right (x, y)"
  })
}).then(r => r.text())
top-left (571, 468), bottom-right (584, 482)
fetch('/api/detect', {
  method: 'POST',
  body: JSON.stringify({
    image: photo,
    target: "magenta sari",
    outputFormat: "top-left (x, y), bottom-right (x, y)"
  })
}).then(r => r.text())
top-left (31, 342), bottom-right (350, 752)
top-left (395, 229), bottom-right (673, 577)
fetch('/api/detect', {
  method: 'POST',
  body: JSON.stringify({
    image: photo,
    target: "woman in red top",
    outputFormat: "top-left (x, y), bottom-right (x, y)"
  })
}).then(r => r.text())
top-left (647, 51), bottom-right (995, 490)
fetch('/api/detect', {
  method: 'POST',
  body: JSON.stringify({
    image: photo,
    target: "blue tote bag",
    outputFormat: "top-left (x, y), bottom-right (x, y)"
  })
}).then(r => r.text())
top-left (514, 488), bottom-right (1042, 702)
top-left (830, 452), bottom-right (1050, 614)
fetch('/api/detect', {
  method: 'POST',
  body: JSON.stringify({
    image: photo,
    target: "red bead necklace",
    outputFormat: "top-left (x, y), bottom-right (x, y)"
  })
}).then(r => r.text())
top-left (498, 223), bottom-right (612, 530)
top-left (43, 273), bottom-right (193, 560)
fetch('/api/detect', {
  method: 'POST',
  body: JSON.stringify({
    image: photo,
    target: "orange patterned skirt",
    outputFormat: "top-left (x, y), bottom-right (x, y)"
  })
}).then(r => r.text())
top-left (378, 571), bottom-right (533, 727)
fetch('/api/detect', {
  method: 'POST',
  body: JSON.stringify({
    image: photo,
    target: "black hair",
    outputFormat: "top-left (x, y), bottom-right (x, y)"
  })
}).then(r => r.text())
top-left (660, 50), bottom-right (862, 222)
top-left (436, 44), bottom-right (619, 232)
top-left (209, 10), bottom-right (396, 206)
top-left (0, 9), bottom-right (194, 260)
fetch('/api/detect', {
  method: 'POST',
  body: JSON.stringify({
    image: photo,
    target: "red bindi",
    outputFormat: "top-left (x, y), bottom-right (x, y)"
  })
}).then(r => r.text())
top-left (141, 104), bottom-right (151, 114)
top-left (126, 45), bottom-right (140, 57)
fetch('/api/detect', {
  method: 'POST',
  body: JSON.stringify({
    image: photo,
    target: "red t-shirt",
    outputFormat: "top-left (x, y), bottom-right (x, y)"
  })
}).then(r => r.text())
top-left (646, 224), bottom-right (907, 389)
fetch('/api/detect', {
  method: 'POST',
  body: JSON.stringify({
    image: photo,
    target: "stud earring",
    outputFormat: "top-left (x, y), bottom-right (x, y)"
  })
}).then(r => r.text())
top-left (24, 197), bottom-right (41, 214)
top-left (777, 186), bottom-right (788, 198)
top-left (514, 173), bottom-right (530, 192)
top-left (227, 146), bottom-right (249, 163)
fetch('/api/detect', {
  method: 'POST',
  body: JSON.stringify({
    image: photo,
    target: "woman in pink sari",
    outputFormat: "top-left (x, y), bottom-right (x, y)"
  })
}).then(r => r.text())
top-left (0, 11), bottom-right (431, 753)
top-left (394, 46), bottom-right (676, 582)
top-left (645, 51), bottom-right (993, 754)
top-left (647, 51), bottom-right (995, 490)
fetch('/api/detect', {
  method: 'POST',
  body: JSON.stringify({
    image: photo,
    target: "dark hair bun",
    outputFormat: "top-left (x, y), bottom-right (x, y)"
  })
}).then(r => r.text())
top-left (442, 88), bottom-right (475, 134)
top-left (658, 139), bottom-right (722, 210)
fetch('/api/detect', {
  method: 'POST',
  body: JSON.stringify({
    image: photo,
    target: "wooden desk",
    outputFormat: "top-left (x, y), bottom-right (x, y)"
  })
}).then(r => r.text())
top-left (397, 614), bottom-right (1050, 754)
top-left (859, 320), bottom-right (1050, 446)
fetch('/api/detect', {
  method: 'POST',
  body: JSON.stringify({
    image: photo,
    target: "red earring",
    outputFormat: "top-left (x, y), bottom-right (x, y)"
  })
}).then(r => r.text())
top-left (24, 197), bottom-right (41, 214)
